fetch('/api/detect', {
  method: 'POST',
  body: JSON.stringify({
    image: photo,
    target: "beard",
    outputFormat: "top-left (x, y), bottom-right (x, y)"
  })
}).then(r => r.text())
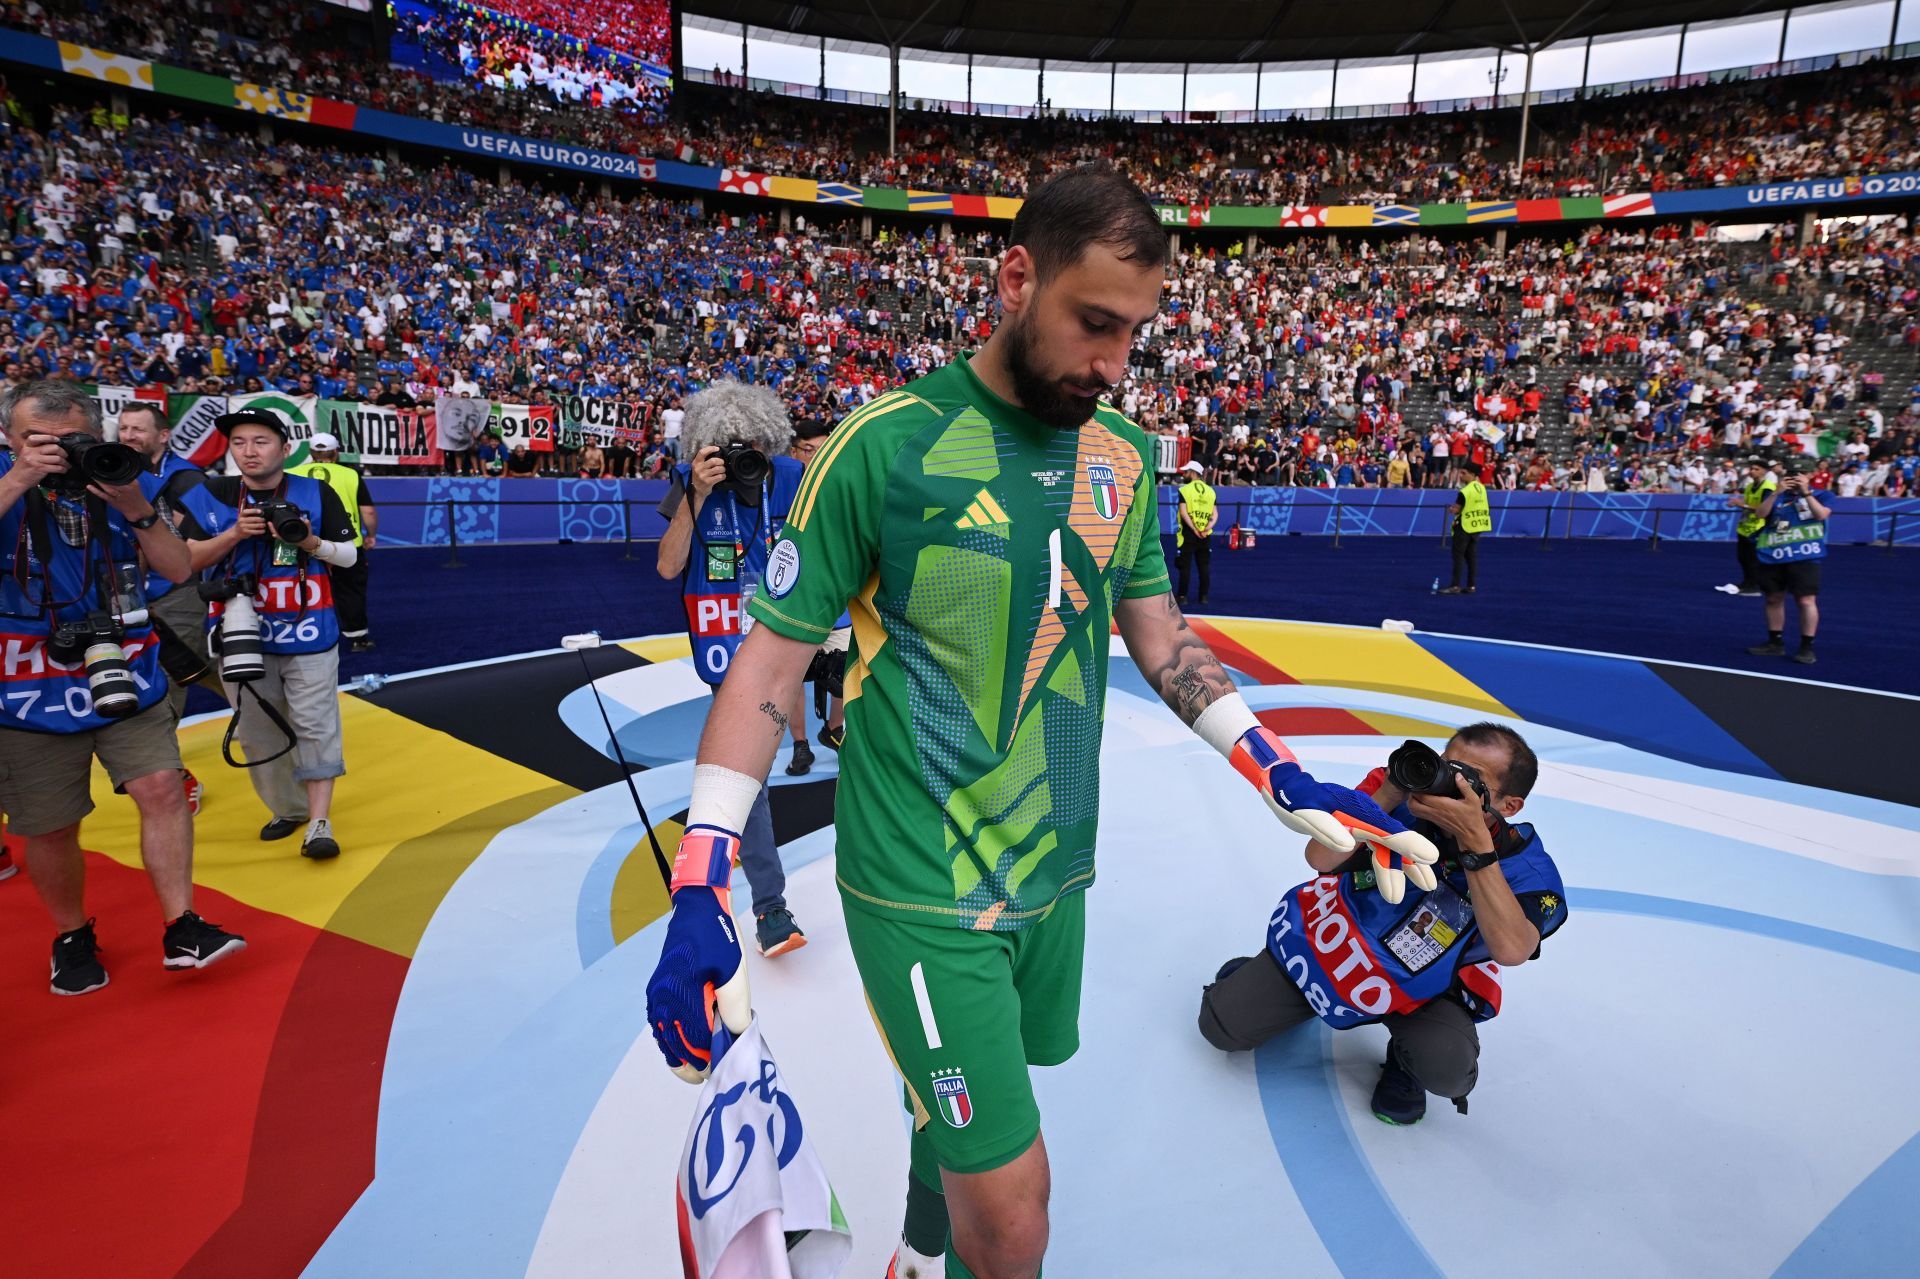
top-left (1004, 313), bottom-right (1105, 430)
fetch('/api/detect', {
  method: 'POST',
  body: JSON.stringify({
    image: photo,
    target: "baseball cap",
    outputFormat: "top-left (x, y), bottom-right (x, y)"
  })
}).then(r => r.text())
top-left (1182, 460), bottom-right (1205, 474)
top-left (309, 432), bottom-right (342, 451)
top-left (215, 407), bottom-right (288, 438)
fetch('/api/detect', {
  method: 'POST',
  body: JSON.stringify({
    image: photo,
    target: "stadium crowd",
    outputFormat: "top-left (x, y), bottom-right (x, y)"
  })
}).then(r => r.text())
top-left (2, 97), bottom-right (1917, 495)
top-left (392, 0), bottom-right (670, 121)
top-left (10, 0), bottom-right (1920, 209)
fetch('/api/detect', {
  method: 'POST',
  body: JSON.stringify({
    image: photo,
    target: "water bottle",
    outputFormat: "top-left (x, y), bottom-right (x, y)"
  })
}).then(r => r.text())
top-left (356, 673), bottom-right (387, 693)
top-left (1431, 576), bottom-right (1440, 594)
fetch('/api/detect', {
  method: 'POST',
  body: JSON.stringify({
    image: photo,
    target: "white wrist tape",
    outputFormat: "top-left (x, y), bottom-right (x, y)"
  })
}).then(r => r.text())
top-left (688, 763), bottom-right (763, 835)
top-left (1193, 692), bottom-right (1261, 759)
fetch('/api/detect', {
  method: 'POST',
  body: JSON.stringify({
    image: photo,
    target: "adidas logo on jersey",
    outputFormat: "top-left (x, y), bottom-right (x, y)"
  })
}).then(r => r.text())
top-left (954, 489), bottom-right (1011, 531)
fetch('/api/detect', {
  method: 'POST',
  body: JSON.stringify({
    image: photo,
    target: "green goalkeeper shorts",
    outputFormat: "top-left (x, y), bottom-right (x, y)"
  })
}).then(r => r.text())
top-left (844, 888), bottom-right (1087, 1176)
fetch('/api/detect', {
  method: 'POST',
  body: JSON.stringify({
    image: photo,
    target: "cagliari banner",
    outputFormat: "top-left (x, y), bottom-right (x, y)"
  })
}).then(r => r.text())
top-left (7, 28), bottom-right (1911, 229)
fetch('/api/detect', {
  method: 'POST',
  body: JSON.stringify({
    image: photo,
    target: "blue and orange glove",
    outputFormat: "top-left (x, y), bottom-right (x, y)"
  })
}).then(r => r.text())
top-left (645, 826), bottom-right (753, 1084)
top-left (1230, 726), bottom-right (1441, 904)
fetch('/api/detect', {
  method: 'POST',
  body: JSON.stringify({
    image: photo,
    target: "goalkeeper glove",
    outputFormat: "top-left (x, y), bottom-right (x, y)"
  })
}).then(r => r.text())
top-left (645, 826), bottom-right (753, 1084)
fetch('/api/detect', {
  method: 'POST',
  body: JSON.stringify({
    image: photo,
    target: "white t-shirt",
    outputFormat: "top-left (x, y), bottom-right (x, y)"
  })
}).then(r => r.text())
top-left (661, 407), bottom-right (685, 441)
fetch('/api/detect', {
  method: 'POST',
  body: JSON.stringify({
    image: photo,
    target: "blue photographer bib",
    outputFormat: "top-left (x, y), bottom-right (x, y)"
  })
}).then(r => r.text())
top-left (1755, 487), bottom-right (1830, 564)
top-left (1265, 822), bottom-right (1566, 1028)
top-left (179, 474), bottom-right (340, 654)
top-left (0, 456), bottom-right (168, 733)
top-left (679, 454), bottom-right (804, 686)
top-left (138, 453), bottom-right (207, 600)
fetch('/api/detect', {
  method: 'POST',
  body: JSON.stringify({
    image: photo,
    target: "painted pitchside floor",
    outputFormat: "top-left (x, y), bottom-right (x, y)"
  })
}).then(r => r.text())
top-left (5, 620), bottom-right (1917, 1278)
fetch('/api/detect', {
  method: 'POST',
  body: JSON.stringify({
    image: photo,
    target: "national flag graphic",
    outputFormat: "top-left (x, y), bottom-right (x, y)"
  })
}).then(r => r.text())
top-left (908, 190), bottom-right (953, 213)
top-left (1844, 175), bottom-right (1864, 196)
top-left (1280, 205), bottom-right (1328, 228)
top-left (1465, 201), bottom-right (1517, 223)
top-left (932, 1071), bottom-right (973, 1128)
top-left (235, 83), bottom-right (313, 121)
top-left (1087, 463), bottom-right (1119, 521)
top-left (719, 169), bottom-right (771, 197)
top-left (1371, 205), bottom-right (1419, 225)
top-left (57, 42), bottom-right (153, 89)
top-left (815, 183), bottom-right (862, 205)
top-left (636, 158), bottom-right (658, 181)
top-left (168, 394), bottom-right (230, 468)
top-left (1603, 193), bottom-right (1654, 217)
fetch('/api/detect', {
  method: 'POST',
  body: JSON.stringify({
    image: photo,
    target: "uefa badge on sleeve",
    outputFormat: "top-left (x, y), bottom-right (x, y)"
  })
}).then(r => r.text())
top-left (930, 1067), bottom-right (973, 1128)
top-left (1087, 463), bottom-right (1119, 521)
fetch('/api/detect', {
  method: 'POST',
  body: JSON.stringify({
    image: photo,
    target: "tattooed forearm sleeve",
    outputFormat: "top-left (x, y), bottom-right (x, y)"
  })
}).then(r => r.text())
top-left (1134, 594), bottom-right (1237, 726)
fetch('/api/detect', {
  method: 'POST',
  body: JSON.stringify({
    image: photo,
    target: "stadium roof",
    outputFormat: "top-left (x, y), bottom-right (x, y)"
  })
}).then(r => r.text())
top-left (688, 0), bottom-right (1800, 69)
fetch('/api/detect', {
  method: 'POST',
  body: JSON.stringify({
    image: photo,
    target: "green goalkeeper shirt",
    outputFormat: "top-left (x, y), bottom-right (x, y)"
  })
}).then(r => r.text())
top-left (749, 358), bottom-right (1172, 932)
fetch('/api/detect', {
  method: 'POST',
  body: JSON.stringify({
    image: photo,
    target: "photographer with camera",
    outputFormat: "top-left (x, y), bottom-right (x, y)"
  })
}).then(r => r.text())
top-left (654, 382), bottom-right (809, 958)
top-left (116, 401), bottom-right (212, 814)
top-left (1198, 724), bottom-right (1567, 1124)
top-left (174, 409), bottom-right (359, 861)
top-left (288, 432), bottom-right (379, 654)
top-left (0, 380), bottom-right (245, 995)
top-left (1745, 462), bottom-right (1831, 666)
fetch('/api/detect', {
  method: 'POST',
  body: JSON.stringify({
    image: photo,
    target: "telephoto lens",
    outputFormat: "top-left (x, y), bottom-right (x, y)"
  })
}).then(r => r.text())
top-left (217, 593), bottom-right (267, 683)
top-left (83, 641), bottom-right (140, 719)
top-left (54, 433), bottom-right (146, 489)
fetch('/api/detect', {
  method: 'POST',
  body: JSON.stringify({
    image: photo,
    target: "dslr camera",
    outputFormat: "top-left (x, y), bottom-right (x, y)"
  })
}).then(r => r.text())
top-left (48, 610), bottom-right (140, 719)
top-left (719, 442), bottom-right (770, 503)
top-left (198, 573), bottom-right (265, 683)
top-left (1387, 739), bottom-right (1492, 809)
top-left (50, 432), bottom-right (145, 493)
top-left (252, 499), bottom-right (311, 543)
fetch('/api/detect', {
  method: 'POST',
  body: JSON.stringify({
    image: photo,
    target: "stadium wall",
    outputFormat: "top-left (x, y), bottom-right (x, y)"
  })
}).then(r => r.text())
top-left (361, 478), bottom-right (1920, 548)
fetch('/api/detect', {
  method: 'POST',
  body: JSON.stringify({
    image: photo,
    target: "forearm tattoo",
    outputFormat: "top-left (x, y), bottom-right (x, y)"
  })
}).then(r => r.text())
top-left (1145, 596), bottom-right (1236, 726)
top-left (758, 700), bottom-right (790, 736)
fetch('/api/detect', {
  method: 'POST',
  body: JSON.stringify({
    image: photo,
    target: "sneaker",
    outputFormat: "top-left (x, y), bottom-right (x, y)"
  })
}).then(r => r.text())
top-left (1746, 641), bottom-right (1786, 656)
top-left (1370, 1053), bottom-right (1427, 1126)
top-left (817, 722), bottom-right (844, 752)
top-left (349, 637), bottom-right (377, 653)
top-left (51, 920), bottom-right (109, 995)
top-left (182, 769), bottom-right (203, 817)
top-left (754, 908), bottom-right (807, 958)
top-left (785, 739), bottom-right (815, 777)
top-left (301, 818), bottom-right (341, 860)
top-left (162, 910), bottom-right (247, 970)
top-left (1737, 587), bottom-right (1763, 597)
top-left (1714, 583), bottom-right (1742, 595)
top-left (261, 815), bottom-right (304, 841)
top-left (1437, 586), bottom-right (1464, 595)
top-left (0, 845), bottom-right (16, 881)
top-left (1793, 649), bottom-right (1818, 665)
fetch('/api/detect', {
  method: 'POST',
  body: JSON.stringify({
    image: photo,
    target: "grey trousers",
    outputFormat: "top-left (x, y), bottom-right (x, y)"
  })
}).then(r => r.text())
top-left (150, 585), bottom-right (211, 723)
top-left (1198, 948), bottom-right (1481, 1099)
top-left (220, 645), bottom-right (345, 822)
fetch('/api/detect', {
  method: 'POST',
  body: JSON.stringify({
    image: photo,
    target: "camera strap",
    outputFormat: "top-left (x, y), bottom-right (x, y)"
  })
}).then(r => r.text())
top-left (9, 487), bottom-right (110, 619)
top-left (221, 681), bottom-right (299, 769)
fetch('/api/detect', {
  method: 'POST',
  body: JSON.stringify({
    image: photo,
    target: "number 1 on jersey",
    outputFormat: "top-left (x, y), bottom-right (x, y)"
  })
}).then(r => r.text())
top-left (1048, 528), bottom-right (1062, 609)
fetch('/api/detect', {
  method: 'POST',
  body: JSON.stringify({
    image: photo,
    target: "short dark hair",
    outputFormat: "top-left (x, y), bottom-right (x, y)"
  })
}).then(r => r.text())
top-left (1006, 162), bottom-right (1168, 284)
top-left (117, 401), bottom-right (168, 432)
top-left (1451, 722), bottom-right (1538, 798)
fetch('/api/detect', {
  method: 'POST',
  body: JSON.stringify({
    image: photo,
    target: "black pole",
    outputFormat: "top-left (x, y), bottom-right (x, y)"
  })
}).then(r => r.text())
top-left (1889, 510), bottom-right (1901, 552)
top-left (1649, 506), bottom-right (1662, 551)
top-left (573, 646), bottom-right (670, 889)
top-left (444, 499), bottom-right (463, 567)
top-left (621, 499), bottom-right (634, 560)
top-left (1333, 487), bottom-right (1343, 548)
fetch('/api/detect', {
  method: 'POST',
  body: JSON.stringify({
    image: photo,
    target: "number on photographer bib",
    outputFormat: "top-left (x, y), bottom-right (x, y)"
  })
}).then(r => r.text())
top-left (266, 617), bottom-right (324, 644)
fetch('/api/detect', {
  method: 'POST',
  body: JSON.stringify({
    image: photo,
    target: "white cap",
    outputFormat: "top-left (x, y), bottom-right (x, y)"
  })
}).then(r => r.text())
top-left (309, 432), bottom-right (341, 452)
top-left (1182, 460), bottom-right (1205, 474)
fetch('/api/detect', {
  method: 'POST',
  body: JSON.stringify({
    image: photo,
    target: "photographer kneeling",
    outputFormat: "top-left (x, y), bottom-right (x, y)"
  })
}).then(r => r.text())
top-left (1198, 724), bottom-right (1567, 1124)
top-left (0, 380), bottom-right (244, 994)
top-left (175, 409), bottom-right (358, 861)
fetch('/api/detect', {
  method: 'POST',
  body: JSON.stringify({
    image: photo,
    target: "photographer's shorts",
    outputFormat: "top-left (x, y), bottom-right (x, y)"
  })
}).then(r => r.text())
top-left (0, 701), bottom-right (183, 836)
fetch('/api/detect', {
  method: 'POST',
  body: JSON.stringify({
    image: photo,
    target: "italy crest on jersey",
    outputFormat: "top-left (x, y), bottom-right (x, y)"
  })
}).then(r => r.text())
top-left (931, 1069), bottom-right (973, 1128)
top-left (1087, 463), bottom-right (1119, 521)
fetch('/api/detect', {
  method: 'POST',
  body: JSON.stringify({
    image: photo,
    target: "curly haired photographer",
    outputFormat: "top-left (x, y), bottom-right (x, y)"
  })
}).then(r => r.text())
top-left (1198, 724), bottom-right (1567, 1124)
top-left (174, 409), bottom-right (358, 861)
top-left (654, 382), bottom-right (810, 958)
top-left (0, 380), bottom-right (244, 995)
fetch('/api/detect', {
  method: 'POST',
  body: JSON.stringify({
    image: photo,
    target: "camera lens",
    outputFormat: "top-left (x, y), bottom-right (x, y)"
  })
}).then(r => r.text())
top-left (1386, 739), bottom-right (1444, 793)
top-left (218, 594), bottom-right (266, 683)
top-left (725, 444), bottom-right (770, 488)
top-left (81, 441), bottom-right (146, 487)
top-left (84, 641), bottom-right (140, 719)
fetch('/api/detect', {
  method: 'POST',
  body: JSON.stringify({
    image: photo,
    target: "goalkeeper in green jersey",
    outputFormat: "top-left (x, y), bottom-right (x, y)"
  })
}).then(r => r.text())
top-left (646, 163), bottom-right (1439, 1279)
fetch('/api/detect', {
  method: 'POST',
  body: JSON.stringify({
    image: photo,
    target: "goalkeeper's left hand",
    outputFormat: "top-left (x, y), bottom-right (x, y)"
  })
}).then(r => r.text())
top-left (1230, 726), bottom-right (1441, 904)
